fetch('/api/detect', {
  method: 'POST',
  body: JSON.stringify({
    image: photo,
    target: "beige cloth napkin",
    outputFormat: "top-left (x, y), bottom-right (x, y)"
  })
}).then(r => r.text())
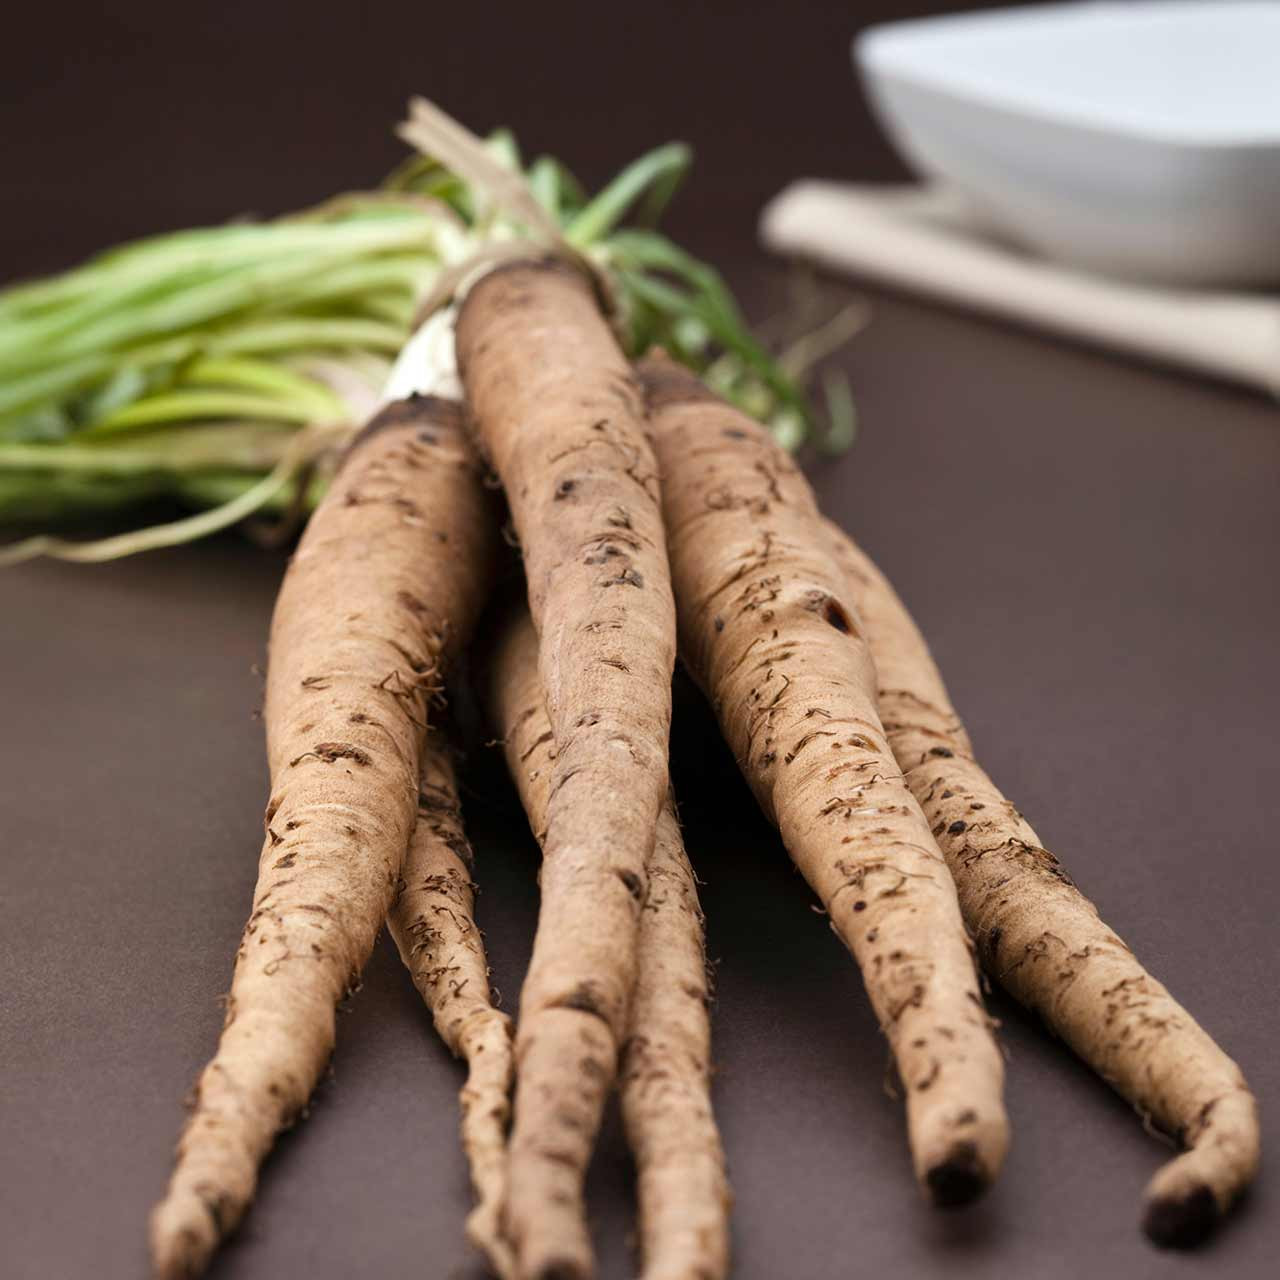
top-left (760, 182), bottom-right (1280, 398)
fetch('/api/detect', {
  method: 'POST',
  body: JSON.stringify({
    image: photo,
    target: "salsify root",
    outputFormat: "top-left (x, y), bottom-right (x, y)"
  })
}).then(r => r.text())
top-left (619, 807), bottom-right (731, 1280)
top-left (456, 260), bottom-right (677, 1279)
top-left (639, 352), bottom-right (1008, 1207)
top-left (822, 521), bottom-right (1261, 1248)
top-left (149, 395), bottom-right (496, 1278)
top-left (388, 729), bottom-right (516, 1278)
top-left (487, 605), bottom-right (731, 1280)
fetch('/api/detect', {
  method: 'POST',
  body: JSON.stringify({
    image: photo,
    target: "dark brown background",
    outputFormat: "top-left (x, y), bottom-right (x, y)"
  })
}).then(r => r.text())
top-left (1, 3), bottom-right (1276, 1278)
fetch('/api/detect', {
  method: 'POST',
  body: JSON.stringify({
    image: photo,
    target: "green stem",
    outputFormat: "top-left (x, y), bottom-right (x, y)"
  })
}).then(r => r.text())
top-left (206, 316), bottom-right (406, 356)
top-left (182, 357), bottom-right (344, 420)
top-left (0, 443), bottom-right (309, 564)
top-left (565, 143), bottom-right (691, 247)
top-left (0, 424), bottom-right (293, 472)
top-left (0, 237), bottom-right (433, 372)
top-left (86, 391), bottom-right (322, 435)
top-left (0, 215), bottom-right (436, 322)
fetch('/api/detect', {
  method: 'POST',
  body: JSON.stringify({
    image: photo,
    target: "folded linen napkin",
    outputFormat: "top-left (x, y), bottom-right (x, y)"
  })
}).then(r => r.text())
top-left (760, 182), bottom-right (1280, 398)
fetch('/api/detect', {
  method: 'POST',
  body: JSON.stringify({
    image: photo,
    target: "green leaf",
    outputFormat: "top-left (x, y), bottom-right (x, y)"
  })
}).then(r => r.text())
top-left (566, 143), bottom-right (691, 247)
top-left (818, 370), bottom-right (858, 454)
top-left (85, 391), bottom-right (322, 436)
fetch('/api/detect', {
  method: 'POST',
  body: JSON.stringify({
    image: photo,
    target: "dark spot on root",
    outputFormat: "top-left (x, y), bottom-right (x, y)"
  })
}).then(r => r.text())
top-left (930, 747), bottom-right (955, 758)
top-left (554, 478), bottom-right (576, 500)
top-left (1143, 1184), bottom-right (1218, 1249)
top-left (606, 506), bottom-right (631, 529)
top-left (796, 586), bottom-right (853, 633)
top-left (986, 926), bottom-right (1003, 959)
top-left (948, 820), bottom-right (967, 835)
top-left (714, 615), bottom-right (725, 632)
top-left (617, 870), bottom-right (644, 902)
top-left (556, 984), bottom-right (608, 1024)
top-left (532, 1260), bottom-right (589, 1280)
top-left (637, 356), bottom-right (720, 411)
top-left (853, 900), bottom-right (867, 912)
top-left (341, 394), bottom-right (462, 461)
top-left (723, 428), bottom-right (748, 439)
top-left (396, 590), bottom-right (427, 615)
top-left (604, 567), bottom-right (644, 588)
top-left (198, 1190), bottom-right (230, 1235)
top-left (823, 599), bottom-right (854, 633)
top-left (926, 1141), bottom-right (988, 1208)
top-left (290, 742), bottom-right (372, 768)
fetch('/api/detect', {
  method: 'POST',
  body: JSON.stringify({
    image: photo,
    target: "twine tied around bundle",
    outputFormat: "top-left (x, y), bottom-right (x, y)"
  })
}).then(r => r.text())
top-left (396, 97), bottom-right (619, 329)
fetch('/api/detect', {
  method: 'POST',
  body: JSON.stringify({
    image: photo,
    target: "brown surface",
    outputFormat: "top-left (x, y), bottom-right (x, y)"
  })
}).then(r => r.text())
top-left (2, 2), bottom-right (1277, 1276)
top-left (3, 267), bottom-right (1277, 1280)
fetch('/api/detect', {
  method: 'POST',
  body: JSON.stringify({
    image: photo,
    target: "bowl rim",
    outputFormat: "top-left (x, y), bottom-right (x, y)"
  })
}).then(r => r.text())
top-left (854, 0), bottom-right (1280, 152)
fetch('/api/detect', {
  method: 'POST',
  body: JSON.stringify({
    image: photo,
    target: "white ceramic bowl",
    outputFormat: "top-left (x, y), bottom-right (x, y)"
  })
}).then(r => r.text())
top-left (855, 1), bottom-right (1280, 285)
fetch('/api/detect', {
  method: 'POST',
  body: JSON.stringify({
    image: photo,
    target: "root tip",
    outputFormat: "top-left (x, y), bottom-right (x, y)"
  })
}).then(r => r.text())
top-left (531, 1262), bottom-right (590, 1280)
top-left (924, 1142), bottom-right (990, 1210)
top-left (1142, 1184), bottom-right (1218, 1250)
top-left (149, 1225), bottom-right (212, 1280)
top-left (149, 1188), bottom-right (222, 1280)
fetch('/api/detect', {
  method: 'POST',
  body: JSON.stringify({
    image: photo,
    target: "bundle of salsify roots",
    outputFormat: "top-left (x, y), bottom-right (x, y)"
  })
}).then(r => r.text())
top-left (4, 100), bottom-right (1257, 1278)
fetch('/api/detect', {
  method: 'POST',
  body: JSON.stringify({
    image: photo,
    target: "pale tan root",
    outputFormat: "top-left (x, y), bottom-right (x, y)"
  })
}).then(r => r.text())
top-left (149, 397), bottom-right (496, 1279)
top-left (622, 804), bottom-right (732, 1280)
top-left (639, 355), bottom-right (1008, 1205)
top-left (487, 607), bottom-right (731, 1280)
top-left (388, 730), bottom-right (516, 1279)
top-left (823, 521), bottom-right (1260, 1247)
top-left (457, 261), bottom-right (677, 1278)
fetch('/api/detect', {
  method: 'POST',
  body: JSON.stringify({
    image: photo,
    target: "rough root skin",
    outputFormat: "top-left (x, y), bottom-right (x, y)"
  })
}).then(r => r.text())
top-left (488, 608), bottom-right (731, 1280)
top-left (639, 354), bottom-right (1008, 1204)
top-left (149, 398), bottom-right (496, 1279)
top-left (457, 260), bottom-right (677, 1280)
top-left (821, 519), bottom-right (1261, 1243)
top-left (388, 732), bottom-right (516, 1279)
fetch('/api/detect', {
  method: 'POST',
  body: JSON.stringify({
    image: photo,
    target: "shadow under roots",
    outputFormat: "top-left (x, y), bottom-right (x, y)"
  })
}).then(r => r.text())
top-left (666, 670), bottom-right (925, 1269)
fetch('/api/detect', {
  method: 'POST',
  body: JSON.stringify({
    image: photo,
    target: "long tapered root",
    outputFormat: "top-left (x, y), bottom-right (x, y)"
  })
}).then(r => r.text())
top-left (149, 397), bottom-right (496, 1278)
top-left (623, 801), bottom-right (731, 1280)
top-left (389, 731), bottom-right (516, 1278)
top-left (458, 259), bottom-right (677, 1277)
top-left (639, 354), bottom-right (1008, 1206)
top-left (488, 607), bottom-right (730, 1280)
top-left (821, 521), bottom-right (1260, 1244)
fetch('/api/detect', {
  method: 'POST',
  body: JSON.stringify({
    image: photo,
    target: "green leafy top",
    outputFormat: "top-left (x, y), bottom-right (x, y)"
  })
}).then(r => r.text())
top-left (0, 104), bottom-right (852, 563)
